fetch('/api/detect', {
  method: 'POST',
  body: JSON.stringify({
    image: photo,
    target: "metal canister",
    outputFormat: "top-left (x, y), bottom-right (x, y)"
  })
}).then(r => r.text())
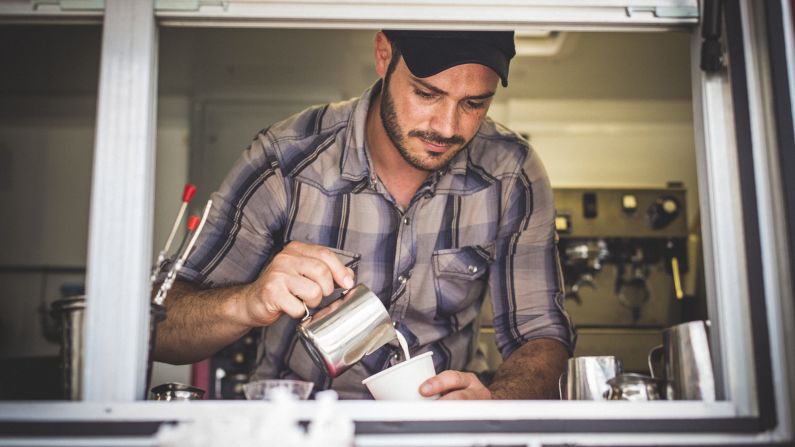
top-left (51, 296), bottom-right (86, 400)
top-left (297, 284), bottom-right (396, 378)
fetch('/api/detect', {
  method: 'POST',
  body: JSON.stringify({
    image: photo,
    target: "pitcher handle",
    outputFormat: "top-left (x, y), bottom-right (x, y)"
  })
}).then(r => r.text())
top-left (558, 372), bottom-right (566, 400)
top-left (648, 344), bottom-right (664, 378)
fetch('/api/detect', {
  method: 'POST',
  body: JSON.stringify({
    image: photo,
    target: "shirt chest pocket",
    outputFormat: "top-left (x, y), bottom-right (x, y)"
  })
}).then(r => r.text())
top-left (431, 243), bottom-right (495, 318)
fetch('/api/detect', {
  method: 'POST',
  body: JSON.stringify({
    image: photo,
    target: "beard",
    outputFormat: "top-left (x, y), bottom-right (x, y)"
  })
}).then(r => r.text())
top-left (379, 76), bottom-right (466, 173)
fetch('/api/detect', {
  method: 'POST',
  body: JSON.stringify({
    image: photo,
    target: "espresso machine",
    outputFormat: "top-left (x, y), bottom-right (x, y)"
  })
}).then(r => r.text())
top-left (555, 186), bottom-right (689, 372)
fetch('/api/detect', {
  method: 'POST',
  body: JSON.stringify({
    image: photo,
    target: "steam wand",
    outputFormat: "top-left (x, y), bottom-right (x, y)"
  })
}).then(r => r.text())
top-left (170, 215), bottom-right (200, 265)
top-left (154, 199), bottom-right (213, 306)
top-left (150, 184), bottom-right (196, 283)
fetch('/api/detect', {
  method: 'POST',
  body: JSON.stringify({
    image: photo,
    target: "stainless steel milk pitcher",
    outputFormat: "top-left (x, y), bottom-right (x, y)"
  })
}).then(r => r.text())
top-left (150, 382), bottom-right (206, 401)
top-left (51, 296), bottom-right (86, 400)
top-left (605, 373), bottom-right (667, 401)
top-left (297, 284), bottom-right (396, 378)
top-left (648, 320), bottom-right (716, 400)
top-left (559, 356), bottom-right (623, 400)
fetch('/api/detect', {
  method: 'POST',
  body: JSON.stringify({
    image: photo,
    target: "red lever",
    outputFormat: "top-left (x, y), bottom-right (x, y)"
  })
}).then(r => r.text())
top-left (182, 184), bottom-right (197, 202)
top-left (187, 215), bottom-right (201, 232)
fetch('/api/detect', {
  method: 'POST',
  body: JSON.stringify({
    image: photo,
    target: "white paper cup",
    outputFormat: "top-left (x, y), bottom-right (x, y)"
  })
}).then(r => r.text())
top-left (361, 351), bottom-right (439, 400)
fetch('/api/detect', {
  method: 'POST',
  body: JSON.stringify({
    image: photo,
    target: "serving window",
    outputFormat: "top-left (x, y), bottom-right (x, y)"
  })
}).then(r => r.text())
top-left (0, 1), bottom-right (792, 445)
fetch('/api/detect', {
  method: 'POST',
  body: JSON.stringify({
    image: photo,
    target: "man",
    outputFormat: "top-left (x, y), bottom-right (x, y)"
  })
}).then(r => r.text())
top-left (154, 30), bottom-right (574, 400)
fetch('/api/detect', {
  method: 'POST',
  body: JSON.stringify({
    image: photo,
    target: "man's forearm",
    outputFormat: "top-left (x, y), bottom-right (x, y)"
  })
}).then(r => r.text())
top-left (488, 337), bottom-right (569, 399)
top-left (153, 281), bottom-right (252, 364)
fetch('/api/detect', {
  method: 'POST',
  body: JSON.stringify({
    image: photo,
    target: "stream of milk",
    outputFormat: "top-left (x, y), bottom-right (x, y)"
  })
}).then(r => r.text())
top-left (395, 330), bottom-right (411, 361)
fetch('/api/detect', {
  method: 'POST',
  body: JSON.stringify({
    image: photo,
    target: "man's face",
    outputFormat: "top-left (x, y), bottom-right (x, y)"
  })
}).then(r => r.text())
top-left (379, 56), bottom-right (499, 172)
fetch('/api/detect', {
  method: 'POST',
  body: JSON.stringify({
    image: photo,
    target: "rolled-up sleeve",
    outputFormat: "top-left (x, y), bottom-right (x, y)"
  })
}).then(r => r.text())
top-left (489, 148), bottom-right (575, 359)
top-left (177, 131), bottom-right (288, 288)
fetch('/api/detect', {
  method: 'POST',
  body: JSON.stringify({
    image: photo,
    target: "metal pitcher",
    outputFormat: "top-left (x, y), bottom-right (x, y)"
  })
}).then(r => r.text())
top-left (559, 356), bottom-right (623, 400)
top-left (150, 382), bottom-right (205, 401)
top-left (51, 296), bottom-right (86, 400)
top-left (297, 284), bottom-right (396, 378)
top-left (605, 373), bottom-right (668, 401)
top-left (648, 320), bottom-right (715, 401)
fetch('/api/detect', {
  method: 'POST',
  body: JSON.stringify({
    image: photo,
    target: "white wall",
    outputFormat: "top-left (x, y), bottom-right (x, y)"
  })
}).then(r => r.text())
top-left (0, 96), bottom-right (95, 268)
top-left (490, 98), bottom-right (698, 225)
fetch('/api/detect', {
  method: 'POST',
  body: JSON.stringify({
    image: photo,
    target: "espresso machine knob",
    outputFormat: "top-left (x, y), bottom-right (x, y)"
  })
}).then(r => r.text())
top-left (647, 196), bottom-right (681, 229)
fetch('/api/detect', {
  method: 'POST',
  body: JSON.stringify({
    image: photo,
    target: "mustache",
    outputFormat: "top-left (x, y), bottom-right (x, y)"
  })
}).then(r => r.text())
top-left (408, 130), bottom-right (465, 146)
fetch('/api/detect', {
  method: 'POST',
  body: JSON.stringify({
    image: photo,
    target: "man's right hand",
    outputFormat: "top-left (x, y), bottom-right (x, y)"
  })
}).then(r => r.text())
top-left (239, 241), bottom-right (356, 326)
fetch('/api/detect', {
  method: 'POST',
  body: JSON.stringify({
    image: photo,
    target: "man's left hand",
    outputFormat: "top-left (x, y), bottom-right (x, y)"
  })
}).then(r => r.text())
top-left (420, 371), bottom-right (492, 400)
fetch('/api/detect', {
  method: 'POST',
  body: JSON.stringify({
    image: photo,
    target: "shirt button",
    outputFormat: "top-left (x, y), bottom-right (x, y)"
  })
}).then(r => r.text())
top-left (398, 275), bottom-right (407, 285)
top-left (468, 265), bottom-right (478, 274)
top-left (403, 217), bottom-right (410, 225)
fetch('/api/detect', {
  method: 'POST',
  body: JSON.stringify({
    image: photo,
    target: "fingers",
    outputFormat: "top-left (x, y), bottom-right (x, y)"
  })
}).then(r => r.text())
top-left (249, 273), bottom-right (310, 323)
top-left (420, 370), bottom-right (468, 396)
top-left (438, 389), bottom-right (481, 400)
top-left (420, 370), bottom-right (491, 400)
top-left (285, 274), bottom-right (322, 311)
top-left (279, 293), bottom-right (310, 320)
top-left (287, 241), bottom-right (355, 290)
top-left (285, 274), bottom-right (322, 303)
top-left (286, 256), bottom-right (335, 303)
top-left (268, 244), bottom-right (344, 298)
top-left (247, 242), bottom-right (356, 326)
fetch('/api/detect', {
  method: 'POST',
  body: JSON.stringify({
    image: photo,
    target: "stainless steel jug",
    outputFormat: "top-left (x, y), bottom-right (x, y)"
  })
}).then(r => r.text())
top-left (52, 296), bottom-right (166, 401)
top-left (297, 284), bottom-right (396, 378)
top-left (605, 373), bottom-right (667, 401)
top-left (559, 356), bottom-right (623, 400)
top-left (648, 320), bottom-right (715, 401)
top-left (150, 382), bottom-right (206, 401)
top-left (51, 296), bottom-right (86, 400)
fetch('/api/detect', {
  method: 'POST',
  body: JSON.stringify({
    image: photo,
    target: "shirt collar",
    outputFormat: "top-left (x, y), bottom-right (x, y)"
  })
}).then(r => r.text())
top-left (340, 81), bottom-right (381, 185)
